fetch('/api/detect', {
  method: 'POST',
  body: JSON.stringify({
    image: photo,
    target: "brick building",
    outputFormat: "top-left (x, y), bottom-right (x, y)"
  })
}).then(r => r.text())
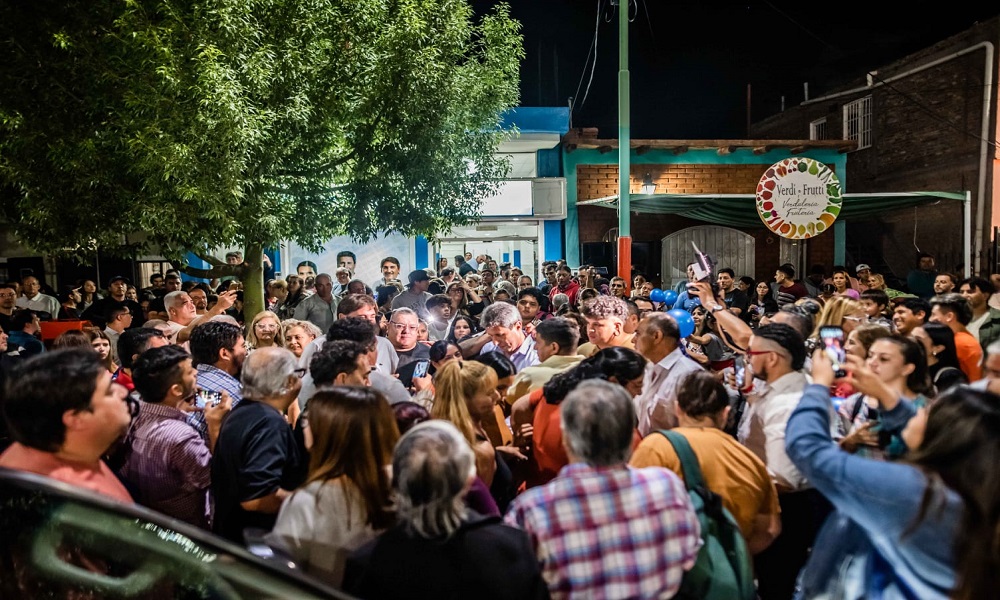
top-left (750, 17), bottom-right (999, 280)
top-left (563, 130), bottom-right (856, 287)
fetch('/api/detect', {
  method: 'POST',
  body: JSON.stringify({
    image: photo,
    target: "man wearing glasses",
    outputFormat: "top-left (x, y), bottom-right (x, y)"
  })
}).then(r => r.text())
top-left (739, 323), bottom-right (824, 600)
top-left (104, 305), bottom-right (133, 365)
top-left (386, 308), bottom-right (430, 372)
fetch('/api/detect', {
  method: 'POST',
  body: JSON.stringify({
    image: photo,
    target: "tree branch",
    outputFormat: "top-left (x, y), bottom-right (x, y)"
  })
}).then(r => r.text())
top-left (194, 252), bottom-right (226, 267)
top-left (176, 262), bottom-right (245, 279)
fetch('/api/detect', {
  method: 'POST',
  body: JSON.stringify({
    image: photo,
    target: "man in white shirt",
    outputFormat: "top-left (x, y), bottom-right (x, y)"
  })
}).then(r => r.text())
top-left (739, 323), bottom-right (828, 600)
top-left (16, 275), bottom-right (59, 319)
top-left (632, 312), bottom-right (702, 435)
top-left (163, 290), bottom-right (198, 343)
top-left (477, 302), bottom-right (538, 372)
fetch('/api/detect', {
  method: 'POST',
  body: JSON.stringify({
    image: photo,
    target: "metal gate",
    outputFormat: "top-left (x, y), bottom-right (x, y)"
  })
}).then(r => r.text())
top-left (662, 226), bottom-right (755, 289)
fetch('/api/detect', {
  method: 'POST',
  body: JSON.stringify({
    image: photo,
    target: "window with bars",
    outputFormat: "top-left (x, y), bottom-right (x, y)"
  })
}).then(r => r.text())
top-left (809, 117), bottom-right (827, 140)
top-left (843, 96), bottom-right (872, 149)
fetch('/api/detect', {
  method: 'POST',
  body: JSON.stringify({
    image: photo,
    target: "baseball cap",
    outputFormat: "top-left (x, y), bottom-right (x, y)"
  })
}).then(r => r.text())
top-left (855, 264), bottom-right (871, 273)
top-left (407, 269), bottom-right (430, 285)
top-left (108, 275), bottom-right (131, 286)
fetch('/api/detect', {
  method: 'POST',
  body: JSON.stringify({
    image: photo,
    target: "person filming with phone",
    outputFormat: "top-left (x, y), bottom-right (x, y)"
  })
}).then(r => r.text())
top-left (119, 345), bottom-right (231, 528)
top-left (835, 334), bottom-right (932, 460)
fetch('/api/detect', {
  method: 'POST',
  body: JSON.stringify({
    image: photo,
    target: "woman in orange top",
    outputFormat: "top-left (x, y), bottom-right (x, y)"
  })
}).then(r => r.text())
top-left (512, 347), bottom-right (647, 489)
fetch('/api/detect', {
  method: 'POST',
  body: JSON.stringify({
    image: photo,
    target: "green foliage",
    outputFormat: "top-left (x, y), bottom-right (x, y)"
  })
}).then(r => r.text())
top-left (0, 0), bottom-right (523, 260)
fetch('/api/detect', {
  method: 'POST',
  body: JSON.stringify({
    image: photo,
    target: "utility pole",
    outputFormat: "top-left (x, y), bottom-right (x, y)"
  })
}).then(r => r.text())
top-left (615, 0), bottom-right (632, 290)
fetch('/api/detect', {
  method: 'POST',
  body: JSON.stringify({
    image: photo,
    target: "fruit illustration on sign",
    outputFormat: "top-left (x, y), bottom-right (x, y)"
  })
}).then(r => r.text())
top-left (755, 157), bottom-right (842, 240)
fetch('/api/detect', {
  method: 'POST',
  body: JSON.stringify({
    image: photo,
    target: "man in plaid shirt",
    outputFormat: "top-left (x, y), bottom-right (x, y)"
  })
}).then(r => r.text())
top-left (505, 380), bottom-right (701, 599)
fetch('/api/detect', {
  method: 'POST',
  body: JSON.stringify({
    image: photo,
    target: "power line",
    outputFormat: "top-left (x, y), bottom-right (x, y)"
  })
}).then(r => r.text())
top-left (570, 0), bottom-right (604, 117)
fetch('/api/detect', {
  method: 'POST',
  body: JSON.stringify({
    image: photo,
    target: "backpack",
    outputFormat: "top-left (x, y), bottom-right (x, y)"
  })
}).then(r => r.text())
top-left (655, 430), bottom-right (756, 600)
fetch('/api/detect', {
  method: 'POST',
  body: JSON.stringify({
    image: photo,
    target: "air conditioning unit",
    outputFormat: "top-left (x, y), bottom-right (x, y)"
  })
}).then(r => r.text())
top-left (531, 178), bottom-right (567, 219)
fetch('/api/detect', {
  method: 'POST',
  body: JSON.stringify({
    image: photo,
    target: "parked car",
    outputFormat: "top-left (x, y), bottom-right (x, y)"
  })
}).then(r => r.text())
top-left (0, 468), bottom-right (351, 599)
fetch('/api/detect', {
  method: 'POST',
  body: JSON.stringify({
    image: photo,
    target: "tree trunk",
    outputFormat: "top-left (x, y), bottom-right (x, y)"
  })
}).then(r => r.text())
top-left (242, 241), bottom-right (265, 321)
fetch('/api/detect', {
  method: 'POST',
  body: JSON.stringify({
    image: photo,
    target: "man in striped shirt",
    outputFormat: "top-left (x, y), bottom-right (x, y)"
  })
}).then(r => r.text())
top-left (505, 380), bottom-right (701, 599)
top-left (119, 345), bottom-right (231, 528)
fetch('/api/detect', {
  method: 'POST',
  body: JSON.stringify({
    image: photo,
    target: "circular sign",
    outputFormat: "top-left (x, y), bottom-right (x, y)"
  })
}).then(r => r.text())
top-left (756, 157), bottom-right (842, 239)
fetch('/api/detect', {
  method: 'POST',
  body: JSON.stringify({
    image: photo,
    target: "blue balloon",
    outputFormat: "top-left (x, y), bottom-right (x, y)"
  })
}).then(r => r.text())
top-left (649, 288), bottom-right (666, 303)
top-left (667, 308), bottom-right (696, 339)
top-left (662, 289), bottom-right (679, 307)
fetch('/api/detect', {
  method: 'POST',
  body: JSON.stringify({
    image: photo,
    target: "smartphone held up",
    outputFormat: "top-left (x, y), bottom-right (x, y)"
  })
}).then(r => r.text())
top-left (195, 389), bottom-right (223, 409)
top-left (819, 326), bottom-right (847, 378)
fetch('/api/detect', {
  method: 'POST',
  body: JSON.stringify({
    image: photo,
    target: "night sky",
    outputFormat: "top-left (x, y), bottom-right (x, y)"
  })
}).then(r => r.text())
top-left (472, 1), bottom-right (1000, 138)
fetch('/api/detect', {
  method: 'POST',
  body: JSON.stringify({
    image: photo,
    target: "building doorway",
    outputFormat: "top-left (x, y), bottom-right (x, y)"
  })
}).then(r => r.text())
top-left (433, 221), bottom-right (541, 281)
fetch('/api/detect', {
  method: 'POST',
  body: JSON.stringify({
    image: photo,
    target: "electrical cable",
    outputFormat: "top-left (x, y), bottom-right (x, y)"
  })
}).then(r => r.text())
top-left (570, 0), bottom-right (603, 115)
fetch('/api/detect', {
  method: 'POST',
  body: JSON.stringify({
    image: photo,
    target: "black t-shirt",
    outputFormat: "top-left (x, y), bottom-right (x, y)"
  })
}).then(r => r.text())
top-left (723, 288), bottom-right (749, 322)
top-left (80, 297), bottom-right (144, 329)
top-left (394, 344), bottom-right (432, 389)
top-left (211, 400), bottom-right (306, 543)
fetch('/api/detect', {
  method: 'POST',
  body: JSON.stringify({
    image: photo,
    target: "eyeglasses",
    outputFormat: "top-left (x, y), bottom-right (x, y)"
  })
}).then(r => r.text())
top-left (746, 348), bottom-right (782, 358)
top-left (293, 368), bottom-right (307, 379)
top-left (390, 321), bottom-right (419, 332)
top-left (0, 293), bottom-right (15, 299)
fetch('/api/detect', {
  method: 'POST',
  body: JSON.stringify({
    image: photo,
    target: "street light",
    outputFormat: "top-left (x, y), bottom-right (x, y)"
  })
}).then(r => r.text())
top-left (640, 173), bottom-right (656, 195)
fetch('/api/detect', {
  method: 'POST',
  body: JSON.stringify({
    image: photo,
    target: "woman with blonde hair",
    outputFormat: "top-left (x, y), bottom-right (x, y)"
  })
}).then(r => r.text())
top-left (811, 295), bottom-right (867, 341)
top-left (267, 278), bottom-right (288, 312)
top-left (245, 310), bottom-right (284, 352)
top-left (270, 387), bottom-right (399, 588)
top-left (281, 318), bottom-right (321, 359)
top-left (431, 361), bottom-right (501, 489)
top-left (865, 273), bottom-right (911, 300)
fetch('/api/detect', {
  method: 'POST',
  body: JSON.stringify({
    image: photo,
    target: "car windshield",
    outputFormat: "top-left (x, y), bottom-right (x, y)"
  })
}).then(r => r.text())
top-left (0, 468), bottom-right (348, 599)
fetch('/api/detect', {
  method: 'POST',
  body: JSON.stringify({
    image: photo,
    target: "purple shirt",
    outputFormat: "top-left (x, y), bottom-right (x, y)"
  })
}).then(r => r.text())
top-left (505, 463), bottom-right (701, 599)
top-left (118, 401), bottom-right (213, 528)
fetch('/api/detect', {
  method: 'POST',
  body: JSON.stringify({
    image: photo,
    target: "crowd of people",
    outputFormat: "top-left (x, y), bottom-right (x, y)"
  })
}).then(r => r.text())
top-left (1, 248), bottom-right (1000, 599)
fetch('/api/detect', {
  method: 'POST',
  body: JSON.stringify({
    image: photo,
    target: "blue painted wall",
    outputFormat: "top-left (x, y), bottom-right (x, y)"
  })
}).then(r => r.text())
top-left (543, 220), bottom-right (564, 261)
top-left (415, 236), bottom-right (429, 270)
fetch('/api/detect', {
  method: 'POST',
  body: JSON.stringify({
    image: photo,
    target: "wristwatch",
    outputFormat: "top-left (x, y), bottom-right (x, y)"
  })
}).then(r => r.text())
top-left (708, 304), bottom-right (725, 314)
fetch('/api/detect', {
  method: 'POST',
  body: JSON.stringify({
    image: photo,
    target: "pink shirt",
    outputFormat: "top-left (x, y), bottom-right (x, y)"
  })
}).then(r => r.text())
top-left (0, 442), bottom-right (133, 504)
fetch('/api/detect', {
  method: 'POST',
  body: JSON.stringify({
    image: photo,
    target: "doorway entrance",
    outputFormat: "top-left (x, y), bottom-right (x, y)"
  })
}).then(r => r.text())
top-left (433, 221), bottom-right (541, 281)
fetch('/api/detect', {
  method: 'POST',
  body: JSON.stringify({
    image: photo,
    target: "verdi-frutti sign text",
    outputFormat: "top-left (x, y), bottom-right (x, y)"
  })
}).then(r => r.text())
top-left (756, 157), bottom-right (842, 239)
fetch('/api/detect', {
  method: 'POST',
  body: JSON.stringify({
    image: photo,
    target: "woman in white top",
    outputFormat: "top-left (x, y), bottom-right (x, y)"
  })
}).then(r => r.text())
top-left (270, 387), bottom-right (399, 587)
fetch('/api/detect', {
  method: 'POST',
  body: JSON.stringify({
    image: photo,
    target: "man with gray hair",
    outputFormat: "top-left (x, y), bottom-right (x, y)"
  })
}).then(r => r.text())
top-left (344, 421), bottom-right (546, 597)
top-left (633, 312), bottom-right (702, 435)
top-left (505, 380), bottom-right (701, 598)
top-left (163, 289), bottom-right (198, 342)
top-left (211, 346), bottom-right (306, 543)
top-left (473, 301), bottom-right (538, 371)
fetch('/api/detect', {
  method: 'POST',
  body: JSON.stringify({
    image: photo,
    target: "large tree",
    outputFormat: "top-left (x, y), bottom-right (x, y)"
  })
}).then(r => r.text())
top-left (0, 0), bottom-right (522, 315)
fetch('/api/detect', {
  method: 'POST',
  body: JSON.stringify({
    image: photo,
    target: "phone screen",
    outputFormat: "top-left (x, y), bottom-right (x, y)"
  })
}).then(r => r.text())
top-left (195, 389), bottom-right (222, 409)
top-left (412, 360), bottom-right (430, 379)
top-left (819, 326), bottom-right (847, 377)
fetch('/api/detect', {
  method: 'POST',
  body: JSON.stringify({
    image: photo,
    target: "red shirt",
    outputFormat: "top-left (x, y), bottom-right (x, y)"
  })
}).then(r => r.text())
top-left (549, 280), bottom-right (581, 307)
top-left (0, 443), bottom-right (134, 504)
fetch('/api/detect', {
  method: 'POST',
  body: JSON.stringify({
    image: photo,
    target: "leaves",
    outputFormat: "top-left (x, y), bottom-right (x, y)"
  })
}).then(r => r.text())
top-left (0, 0), bottom-right (523, 257)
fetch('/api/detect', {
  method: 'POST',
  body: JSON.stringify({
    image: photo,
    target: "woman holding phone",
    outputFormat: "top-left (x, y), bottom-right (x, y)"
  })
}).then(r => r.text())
top-left (788, 350), bottom-right (1000, 599)
top-left (835, 334), bottom-right (931, 459)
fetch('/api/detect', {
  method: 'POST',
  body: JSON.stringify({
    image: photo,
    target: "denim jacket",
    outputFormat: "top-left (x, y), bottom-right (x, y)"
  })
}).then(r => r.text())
top-left (786, 384), bottom-right (961, 599)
